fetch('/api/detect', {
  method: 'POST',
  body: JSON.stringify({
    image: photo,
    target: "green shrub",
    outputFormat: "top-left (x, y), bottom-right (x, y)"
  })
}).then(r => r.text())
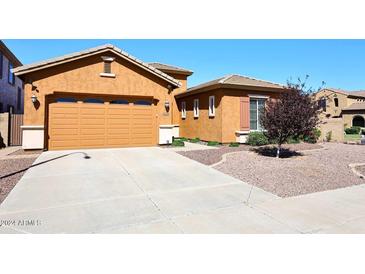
top-left (229, 142), bottom-right (240, 147)
top-left (286, 136), bottom-right (300, 144)
top-left (189, 138), bottom-right (200, 143)
top-left (207, 141), bottom-right (220, 146)
top-left (247, 132), bottom-right (269, 146)
top-left (171, 140), bottom-right (185, 147)
top-left (174, 137), bottom-right (188, 142)
top-left (326, 131), bottom-right (332, 142)
top-left (345, 127), bottom-right (361, 134)
top-left (303, 128), bottom-right (321, 143)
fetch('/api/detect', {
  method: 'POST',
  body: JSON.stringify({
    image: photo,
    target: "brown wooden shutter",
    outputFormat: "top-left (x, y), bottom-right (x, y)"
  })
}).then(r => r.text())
top-left (240, 96), bottom-right (250, 131)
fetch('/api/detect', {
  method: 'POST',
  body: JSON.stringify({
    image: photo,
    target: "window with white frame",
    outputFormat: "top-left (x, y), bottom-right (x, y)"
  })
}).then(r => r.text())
top-left (181, 101), bottom-right (186, 118)
top-left (209, 95), bottom-right (215, 117)
top-left (250, 98), bottom-right (266, 131)
top-left (193, 99), bottom-right (199, 118)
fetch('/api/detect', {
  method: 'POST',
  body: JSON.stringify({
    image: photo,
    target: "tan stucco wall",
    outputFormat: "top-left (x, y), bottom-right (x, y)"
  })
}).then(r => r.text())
top-left (22, 52), bottom-right (178, 133)
top-left (177, 90), bottom-right (224, 142)
top-left (167, 73), bottom-right (188, 125)
top-left (177, 88), bottom-right (281, 143)
top-left (314, 89), bottom-right (348, 118)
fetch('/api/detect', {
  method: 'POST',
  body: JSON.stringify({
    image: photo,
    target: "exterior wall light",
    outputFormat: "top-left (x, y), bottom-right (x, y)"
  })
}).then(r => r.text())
top-left (31, 94), bottom-right (38, 103)
top-left (164, 100), bottom-right (170, 111)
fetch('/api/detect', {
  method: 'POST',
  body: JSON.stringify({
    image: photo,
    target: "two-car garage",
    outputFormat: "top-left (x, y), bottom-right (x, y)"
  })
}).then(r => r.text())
top-left (47, 96), bottom-right (156, 150)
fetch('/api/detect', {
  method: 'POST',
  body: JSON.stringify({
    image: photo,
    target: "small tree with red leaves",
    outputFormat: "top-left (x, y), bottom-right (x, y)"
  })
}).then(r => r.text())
top-left (260, 77), bottom-right (320, 158)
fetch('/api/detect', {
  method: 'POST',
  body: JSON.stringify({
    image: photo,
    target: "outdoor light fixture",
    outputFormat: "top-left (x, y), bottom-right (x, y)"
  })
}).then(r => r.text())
top-left (164, 100), bottom-right (170, 110)
top-left (31, 94), bottom-right (38, 103)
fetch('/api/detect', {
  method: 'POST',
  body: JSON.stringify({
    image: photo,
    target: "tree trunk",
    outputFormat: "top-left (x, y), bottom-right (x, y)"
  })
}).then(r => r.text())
top-left (276, 144), bottom-right (281, 158)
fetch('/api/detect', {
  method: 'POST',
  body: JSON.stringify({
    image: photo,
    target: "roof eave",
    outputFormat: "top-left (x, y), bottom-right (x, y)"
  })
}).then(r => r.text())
top-left (175, 83), bottom-right (286, 98)
top-left (13, 46), bottom-right (181, 88)
top-left (158, 69), bottom-right (193, 76)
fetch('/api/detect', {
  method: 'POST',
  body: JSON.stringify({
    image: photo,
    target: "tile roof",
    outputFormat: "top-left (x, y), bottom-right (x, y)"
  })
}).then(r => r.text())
top-left (321, 88), bottom-right (365, 98)
top-left (147, 62), bottom-right (193, 75)
top-left (188, 74), bottom-right (285, 91)
top-left (175, 74), bottom-right (286, 98)
top-left (12, 44), bottom-right (181, 87)
top-left (343, 102), bottom-right (365, 111)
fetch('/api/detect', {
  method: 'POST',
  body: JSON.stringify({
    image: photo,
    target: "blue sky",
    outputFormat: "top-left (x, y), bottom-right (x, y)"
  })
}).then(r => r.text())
top-left (3, 39), bottom-right (365, 90)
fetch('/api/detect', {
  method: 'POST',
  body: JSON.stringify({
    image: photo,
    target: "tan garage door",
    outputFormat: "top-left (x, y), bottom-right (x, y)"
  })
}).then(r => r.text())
top-left (48, 98), bottom-right (156, 150)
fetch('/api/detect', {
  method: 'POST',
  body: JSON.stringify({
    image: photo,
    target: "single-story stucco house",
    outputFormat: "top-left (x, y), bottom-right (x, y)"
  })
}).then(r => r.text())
top-left (12, 44), bottom-right (286, 150)
top-left (175, 74), bottom-right (286, 143)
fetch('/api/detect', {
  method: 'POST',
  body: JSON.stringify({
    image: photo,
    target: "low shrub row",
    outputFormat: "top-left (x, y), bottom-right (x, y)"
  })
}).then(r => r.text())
top-left (345, 126), bottom-right (361, 135)
top-left (246, 128), bottom-right (321, 146)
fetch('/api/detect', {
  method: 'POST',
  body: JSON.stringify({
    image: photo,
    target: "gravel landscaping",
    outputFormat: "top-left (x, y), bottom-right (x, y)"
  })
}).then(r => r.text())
top-left (177, 142), bottom-right (321, 166)
top-left (213, 143), bottom-right (365, 197)
top-left (177, 145), bottom-right (250, 165)
top-left (0, 157), bottom-right (37, 204)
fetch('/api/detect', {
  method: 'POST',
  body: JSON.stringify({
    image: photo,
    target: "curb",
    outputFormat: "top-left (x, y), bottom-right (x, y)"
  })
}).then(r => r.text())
top-left (349, 163), bottom-right (365, 179)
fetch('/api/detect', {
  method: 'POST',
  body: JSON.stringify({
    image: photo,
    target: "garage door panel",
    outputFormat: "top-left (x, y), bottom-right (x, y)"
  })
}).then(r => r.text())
top-left (50, 128), bottom-right (79, 136)
top-left (49, 98), bottom-right (156, 150)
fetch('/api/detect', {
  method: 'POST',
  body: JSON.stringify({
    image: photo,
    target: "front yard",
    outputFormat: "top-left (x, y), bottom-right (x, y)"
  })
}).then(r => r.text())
top-left (177, 142), bottom-right (365, 197)
top-left (0, 149), bottom-right (41, 204)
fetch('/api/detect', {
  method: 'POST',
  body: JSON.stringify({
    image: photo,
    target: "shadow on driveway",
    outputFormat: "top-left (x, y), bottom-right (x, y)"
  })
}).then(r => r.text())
top-left (0, 152), bottom-right (91, 180)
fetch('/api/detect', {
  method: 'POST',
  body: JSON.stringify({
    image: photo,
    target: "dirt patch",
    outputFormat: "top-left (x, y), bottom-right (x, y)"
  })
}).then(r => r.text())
top-left (0, 157), bottom-right (37, 204)
top-left (214, 143), bottom-right (365, 198)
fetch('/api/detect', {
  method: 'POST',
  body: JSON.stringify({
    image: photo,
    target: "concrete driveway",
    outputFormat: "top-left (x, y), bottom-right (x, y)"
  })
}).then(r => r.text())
top-left (1, 147), bottom-right (365, 233)
top-left (0, 147), bottom-right (285, 233)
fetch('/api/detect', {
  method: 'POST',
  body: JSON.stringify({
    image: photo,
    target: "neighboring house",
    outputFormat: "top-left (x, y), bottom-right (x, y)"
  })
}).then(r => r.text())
top-left (175, 75), bottom-right (286, 143)
top-left (0, 40), bottom-right (23, 114)
top-left (315, 88), bottom-right (365, 128)
top-left (13, 44), bottom-right (192, 150)
top-left (314, 88), bottom-right (365, 142)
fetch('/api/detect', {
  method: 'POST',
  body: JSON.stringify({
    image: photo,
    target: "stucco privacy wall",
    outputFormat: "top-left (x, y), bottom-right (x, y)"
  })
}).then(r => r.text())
top-left (22, 52), bottom-right (177, 148)
top-left (318, 118), bottom-right (344, 142)
top-left (177, 88), bottom-right (281, 143)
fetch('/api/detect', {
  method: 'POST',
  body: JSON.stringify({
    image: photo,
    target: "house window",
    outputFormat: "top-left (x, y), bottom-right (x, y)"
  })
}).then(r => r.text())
top-left (83, 98), bottom-right (104, 104)
top-left (104, 62), bottom-right (111, 74)
top-left (250, 98), bottom-right (265, 131)
top-left (318, 97), bottom-right (326, 112)
top-left (134, 100), bottom-right (151, 106)
top-left (209, 96), bottom-right (215, 117)
top-left (181, 101), bottom-right (186, 118)
top-left (17, 87), bottom-right (22, 110)
top-left (8, 62), bottom-right (15, 85)
top-left (100, 56), bottom-right (115, 77)
top-left (110, 99), bottom-right (129, 105)
top-left (193, 99), bottom-right (199, 118)
top-left (0, 53), bottom-right (3, 79)
top-left (56, 97), bottom-right (77, 103)
top-left (334, 98), bottom-right (339, 107)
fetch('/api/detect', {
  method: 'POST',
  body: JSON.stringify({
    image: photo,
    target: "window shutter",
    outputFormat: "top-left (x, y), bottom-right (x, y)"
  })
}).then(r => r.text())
top-left (240, 97), bottom-right (250, 130)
